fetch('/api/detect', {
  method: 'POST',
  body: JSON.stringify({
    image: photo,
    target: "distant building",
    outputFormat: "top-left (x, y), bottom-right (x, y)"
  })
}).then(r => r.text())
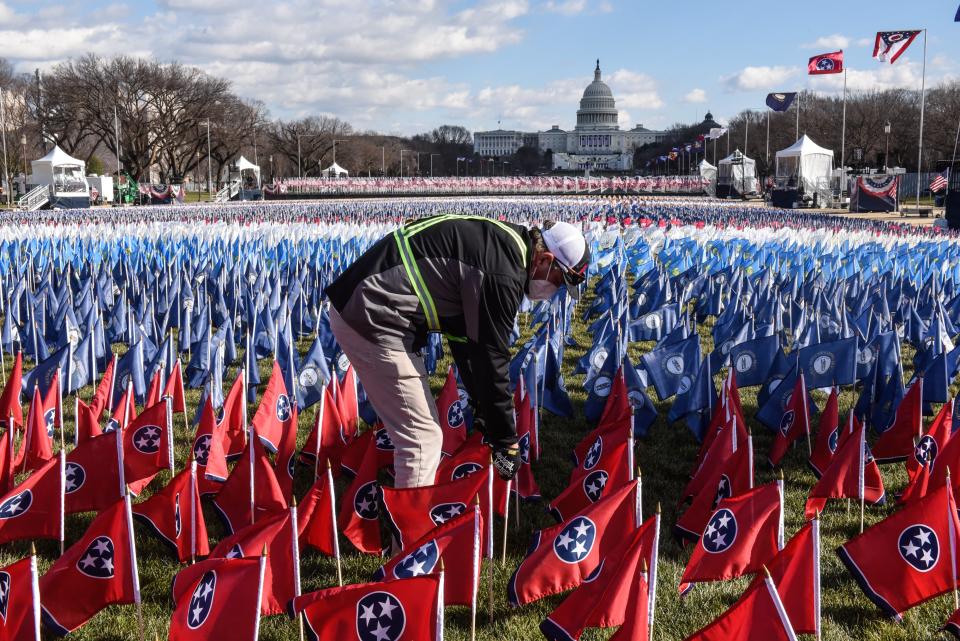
top-left (472, 60), bottom-right (668, 171)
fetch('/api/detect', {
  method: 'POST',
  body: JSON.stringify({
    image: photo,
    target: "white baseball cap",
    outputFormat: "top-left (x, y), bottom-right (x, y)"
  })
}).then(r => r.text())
top-left (541, 221), bottom-right (590, 297)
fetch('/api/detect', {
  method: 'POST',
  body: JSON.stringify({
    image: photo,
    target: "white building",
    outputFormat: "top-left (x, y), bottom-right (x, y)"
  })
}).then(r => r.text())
top-left (472, 61), bottom-right (667, 171)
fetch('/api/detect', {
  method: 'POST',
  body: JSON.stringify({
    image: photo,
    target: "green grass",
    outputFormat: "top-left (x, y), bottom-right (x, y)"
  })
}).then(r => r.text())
top-left (1, 304), bottom-right (954, 641)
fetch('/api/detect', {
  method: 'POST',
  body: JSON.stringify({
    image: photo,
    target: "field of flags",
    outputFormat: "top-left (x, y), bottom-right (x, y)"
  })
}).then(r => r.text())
top-left (1, 197), bottom-right (960, 639)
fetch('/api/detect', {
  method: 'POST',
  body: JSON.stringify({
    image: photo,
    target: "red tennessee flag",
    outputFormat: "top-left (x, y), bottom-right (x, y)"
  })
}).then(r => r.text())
top-left (0, 428), bottom-right (12, 496)
top-left (437, 365), bottom-right (467, 456)
top-left (514, 383), bottom-right (541, 501)
top-left (0, 554), bottom-right (40, 641)
top-left (15, 387), bottom-right (53, 474)
top-left (168, 557), bottom-right (265, 641)
top-left (145, 369), bottom-right (162, 408)
top-left (549, 422), bottom-right (632, 523)
top-left (273, 401), bottom-right (299, 502)
top-left (606, 565), bottom-right (649, 641)
top-left (944, 606), bottom-right (960, 639)
top-left (838, 480), bottom-right (960, 620)
top-left (290, 574), bottom-right (443, 641)
top-left (210, 507), bottom-right (299, 616)
top-left (507, 479), bottom-right (640, 607)
top-left (162, 358), bottom-right (187, 415)
top-left (381, 469), bottom-right (488, 552)
top-left (339, 434), bottom-right (382, 554)
top-left (212, 431), bottom-right (288, 535)
top-left (808, 385), bottom-right (840, 477)
top-left (219, 368), bottom-right (248, 458)
top-left (808, 50), bottom-right (844, 74)
top-left (767, 372), bottom-right (810, 467)
top-left (541, 513), bottom-right (659, 641)
top-left (300, 386), bottom-right (347, 473)
top-left (0, 352), bottom-right (23, 431)
top-left (679, 482), bottom-right (783, 594)
top-left (89, 355), bottom-right (115, 421)
top-left (684, 411), bottom-right (747, 505)
top-left (106, 385), bottom-right (136, 433)
top-left (191, 395), bottom-right (228, 496)
top-left (340, 427), bottom-right (394, 477)
top-left (122, 400), bottom-right (173, 488)
top-left (872, 378), bottom-right (922, 463)
top-left (682, 574), bottom-right (799, 640)
top-left (437, 432), bottom-right (509, 518)
top-left (297, 464), bottom-right (339, 557)
top-left (674, 430), bottom-right (753, 543)
top-left (906, 398), bottom-right (953, 482)
top-left (132, 462), bottom-right (209, 563)
top-left (73, 398), bottom-right (102, 445)
top-left (0, 455), bottom-right (62, 546)
top-left (747, 519), bottom-right (821, 636)
top-left (805, 414), bottom-right (885, 519)
top-left (39, 497), bottom-right (139, 636)
top-left (65, 431), bottom-right (121, 514)
top-left (251, 362), bottom-right (294, 453)
top-left (336, 365), bottom-right (360, 441)
top-left (373, 505), bottom-right (481, 606)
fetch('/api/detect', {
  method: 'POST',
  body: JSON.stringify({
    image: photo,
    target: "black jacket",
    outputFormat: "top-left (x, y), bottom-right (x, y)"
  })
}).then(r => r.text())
top-left (325, 215), bottom-right (530, 447)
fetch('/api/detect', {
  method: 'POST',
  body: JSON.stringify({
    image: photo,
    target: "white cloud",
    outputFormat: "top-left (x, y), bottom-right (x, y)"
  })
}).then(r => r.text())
top-left (684, 88), bottom-right (707, 103)
top-left (806, 61), bottom-right (924, 93)
top-left (801, 34), bottom-right (850, 50)
top-left (607, 69), bottom-right (664, 109)
top-left (722, 65), bottom-right (798, 91)
top-left (542, 0), bottom-right (611, 14)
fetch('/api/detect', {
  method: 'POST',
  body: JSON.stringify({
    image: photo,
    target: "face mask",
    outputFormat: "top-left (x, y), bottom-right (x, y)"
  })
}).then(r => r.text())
top-left (527, 279), bottom-right (559, 301)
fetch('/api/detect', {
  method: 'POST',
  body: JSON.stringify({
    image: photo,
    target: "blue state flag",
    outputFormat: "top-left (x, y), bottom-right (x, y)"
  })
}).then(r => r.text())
top-left (765, 92), bottom-right (797, 112)
top-left (21, 344), bottom-right (68, 400)
top-left (728, 334), bottom-right (779, 388)
top-left (541, 342), bottom-right (573, 418)
top-left (796, 337), bottom-right (857, 389)
top-left (640, 334), bottom-right (701, 401)
top-left (297, 336), bottom-right (331, 410)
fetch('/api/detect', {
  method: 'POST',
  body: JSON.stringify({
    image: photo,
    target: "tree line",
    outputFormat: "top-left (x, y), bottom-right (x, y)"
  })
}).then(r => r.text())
top-left (0, 54), bottom-right (473, 186)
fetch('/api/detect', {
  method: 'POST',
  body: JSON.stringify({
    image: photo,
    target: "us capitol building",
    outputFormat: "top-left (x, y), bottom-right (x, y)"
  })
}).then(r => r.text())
top-left (473, 60), bottom-right (667, 171)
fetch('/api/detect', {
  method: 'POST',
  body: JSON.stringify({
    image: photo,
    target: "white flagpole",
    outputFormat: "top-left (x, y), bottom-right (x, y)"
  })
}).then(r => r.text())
top-left (290, 502), bottom-right (304, 641)
top-left (948, 471), bottom-right (959, 610)
top-left (58, 449), bottom-right (65, 555)
top-left (313, 389), bottom-right (325, 482)
top-left (190, 460), bottom-right (198, 564)
top-left (124, 490), bottom-right (146, 641)
top-left (840, 65), bottom-right (848, 195)
top-left (916, 29), bottom-right (928, 212)
top-left (858, 423), bottom-right (866, 533)
top-left (796, 93), bottom-right (800, 140)
top-left (29, 544), bottom-right (41, 641)
top-left (812, 516), bottom-right (822, 641)
top-left (647, 508), bottom-right (660, 641)
top-left (249, 422), bottom-right (256, 526)
top-left (254, 547), bottom-right (267, 641)
top-left (165, 396), bottom-right (174, 474)
top-left (470, 500), bottom-right (480, 641)
top-left (501, 477), bottom-right (511, 564)
top-left (327, 462), bottom-right (343, 586)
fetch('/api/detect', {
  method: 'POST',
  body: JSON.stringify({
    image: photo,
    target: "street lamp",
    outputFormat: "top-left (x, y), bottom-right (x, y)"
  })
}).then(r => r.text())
top-left (400, 149), bottom-right (410, 177)
top-left (20, 134), bottom-right (27, 187)
top-left (268, 155), bottom-right (274, 182)
top-left (884, 121), bottom-right (891, 172)
top-left (429, 153), bottom-right (440, 177)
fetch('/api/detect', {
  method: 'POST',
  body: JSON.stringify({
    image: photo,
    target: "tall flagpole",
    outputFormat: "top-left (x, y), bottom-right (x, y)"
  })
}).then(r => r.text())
top-left (0, 88), bottom-right (10, 208)
top-left (766, 108), bottom-right (771, 165)
top-left (840, 65), bottom-right (848, 193)
top-left (795, 93), bottom-right (801, 140)
top-left (915, 29), bottom-right (928, 211)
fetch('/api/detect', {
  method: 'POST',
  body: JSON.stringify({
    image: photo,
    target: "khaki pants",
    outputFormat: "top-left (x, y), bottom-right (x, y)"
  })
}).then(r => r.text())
top-left (329, 308), bottom-right (443, 488)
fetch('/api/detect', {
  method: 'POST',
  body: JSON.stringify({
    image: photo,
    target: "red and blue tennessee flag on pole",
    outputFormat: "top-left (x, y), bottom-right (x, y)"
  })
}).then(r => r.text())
top-left (808, 51), bottom-right (844, 75)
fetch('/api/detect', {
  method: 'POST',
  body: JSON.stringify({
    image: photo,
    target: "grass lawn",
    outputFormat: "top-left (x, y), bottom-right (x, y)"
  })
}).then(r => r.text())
top-left (0, 293), bottom-right (953, 640)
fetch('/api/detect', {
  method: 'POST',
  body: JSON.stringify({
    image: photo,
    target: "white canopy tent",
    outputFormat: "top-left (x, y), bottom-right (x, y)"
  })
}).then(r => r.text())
top-left (775, 135), bottom-right (834, 194)
top-left (717, 150), bottom-right (758, 196)
top-left (321, 162), bottom-right (349, 178)
top-left (30, 145), bottom-right (90, 207)
top-left (234, 155), bottom-right (261, 188)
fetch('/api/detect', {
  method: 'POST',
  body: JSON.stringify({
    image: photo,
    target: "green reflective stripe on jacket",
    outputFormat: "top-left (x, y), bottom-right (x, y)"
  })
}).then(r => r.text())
top-left (403, 215), bottom-right (528, 264)
top-left (393, 229), bottom-right (441, 331)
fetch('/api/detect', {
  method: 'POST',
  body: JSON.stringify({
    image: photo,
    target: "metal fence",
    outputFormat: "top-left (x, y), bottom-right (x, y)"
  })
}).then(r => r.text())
top-left (896, 171), bottom-right (959, 201)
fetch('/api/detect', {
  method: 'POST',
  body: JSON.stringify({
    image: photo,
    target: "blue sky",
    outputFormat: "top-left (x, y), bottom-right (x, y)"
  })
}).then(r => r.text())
top-left (1, 0), bottom-right (958, 135)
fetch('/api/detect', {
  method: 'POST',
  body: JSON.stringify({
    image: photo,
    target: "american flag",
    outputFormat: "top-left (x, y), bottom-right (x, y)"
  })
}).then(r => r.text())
top-left (930, 169), bottom-right (950, 193)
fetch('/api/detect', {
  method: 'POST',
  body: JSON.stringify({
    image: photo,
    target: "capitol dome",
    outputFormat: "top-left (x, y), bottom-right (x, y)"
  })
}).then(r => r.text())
top-left (576, 60), bottom-right (619, 130)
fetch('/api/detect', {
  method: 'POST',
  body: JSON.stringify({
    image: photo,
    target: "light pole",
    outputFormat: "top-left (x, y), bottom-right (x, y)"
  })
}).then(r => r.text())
top-left (203, 119), bottom-right (212, 198)
top-left (20, 134), bottom-right (27, 188)
top-left (884, 121), bottom-right (891, 172)
top-left (381, 146), bottom-right (385, 176)
top-left (268, 155), bottom-right (273, 182)
top-left (416, 152), bottom-right (422, 177)
top-left (0, 87), bottom-right (10, 207)
top-left (503, 160), bottom-right (509, 177)
top-left (429, 153), bottom-right (440, 177)
top-left (400, 149), bottom-right (409, 177)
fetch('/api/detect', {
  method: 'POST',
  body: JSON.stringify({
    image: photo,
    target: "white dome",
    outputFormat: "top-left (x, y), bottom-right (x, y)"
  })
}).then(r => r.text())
top-left (576, 60), bottom-right (618, 131)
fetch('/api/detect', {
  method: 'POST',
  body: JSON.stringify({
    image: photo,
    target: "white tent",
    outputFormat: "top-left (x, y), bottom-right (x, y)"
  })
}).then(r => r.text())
top-left (30, 145), bottom-right (90, 207)
top-left (234, 155), bottom-right (261, 188)
top-left (321, 162), bottom-right (349, 178)
top-left (717, 150), bottom-right (758, 196)
top-left (775, 135), bottom-right (834, 194)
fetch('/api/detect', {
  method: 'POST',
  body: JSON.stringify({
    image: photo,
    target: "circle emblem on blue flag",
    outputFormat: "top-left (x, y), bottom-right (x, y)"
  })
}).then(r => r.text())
top-left (590, 348), bottom-right (608, 371)
top-left (429, 502), bottom-right (466, 526)
top-left (392, 541), bottom-right (439, 579)
top-left (65, 462), bottom-right (85, 494)
top-left (76, 536), bottom-right (115, 579)
top-left (583, 437), bottom-right (603, 470)
top-left (0, 490), bottom-right (32, 519)
top-left (734, 352), bottom-right (754, 374)
top-left (644, 314), bottom-right (661, 330)
top-left (812, 353), bottom-right (834, 375)
top-left (898, 524), bottom-right (939, 572)
top-left (582, 470), bottom-right (608, 503)
top-left (665, 355), bottom-right (685, 376)
top-left (553, 517), bottom-right (596, 564)
top-left (677, 375), bottom-right (693, 395)
top-left (593, 376), bottom-right (612, 397)
top-left (187, 570), bottom-right (217, 630)
top-left (356, 591), bottom-right (405, 641)
top-left (702, 508), bottom-right (737, 553)
top-left (353, 481), bottom-right (380, 520)
top-left (857, 346), bottom-right (875, 366)
top-left (133, 424), bottom-right (162, 454)
top-left (337, 353), bottom-right (351, 373)
top-left (298, 367), bottom-right (318, 389)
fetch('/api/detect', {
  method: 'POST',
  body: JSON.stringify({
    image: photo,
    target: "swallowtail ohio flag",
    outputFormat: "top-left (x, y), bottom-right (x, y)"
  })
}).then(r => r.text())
top-left (808, 51), bottom-right (844, 75)
top-left (873, 31), bottom-right (921, 64)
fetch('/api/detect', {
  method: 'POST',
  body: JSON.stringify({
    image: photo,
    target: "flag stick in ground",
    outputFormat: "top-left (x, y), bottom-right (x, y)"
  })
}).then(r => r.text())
top-left (58, 449), bottom-right (65, 555)
top-left (124, 489), bottom-right (145, 641)
top-left (326, 461), bottom-right (343, 586)
top-left (949, 468), bottom-right (959, 611)
top-left (471, 495), bottom-right (481, 641)
top-left (290, 499), bottom-right (305, 641)
top-left (189, 461), bottom-right (198, 564)
top-left (178, 357), bottom-right (189, 437)
top-left (501, 479), bottom-right (511, 564)
top-left (255, 545), bottom-right (267, 641)
top-left (165, 397), bottom-right (174, 474)
top-left (313, 388), bottom-right (326, 481)
top-left (858, 422), bottom-right (866, 534)
top-left (30, 542), bottom-right (40, 641)
top-left (487, 458), bottom-right (495, 624)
